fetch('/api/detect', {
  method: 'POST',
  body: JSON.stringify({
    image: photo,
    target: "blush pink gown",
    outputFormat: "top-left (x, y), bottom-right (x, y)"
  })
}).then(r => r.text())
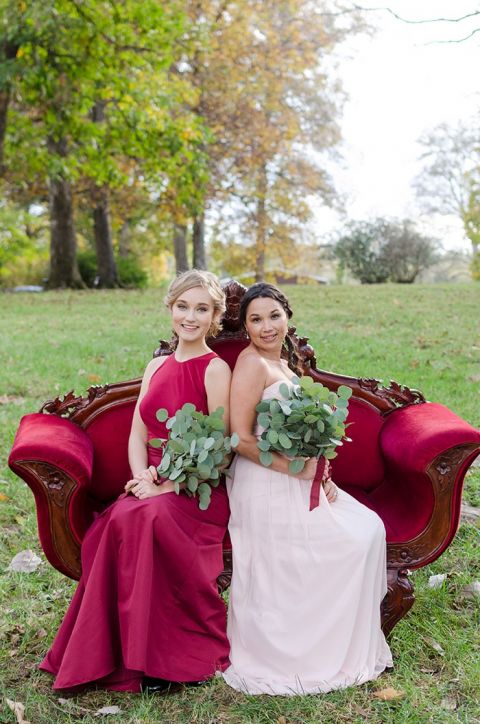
top-left (40, 352), bottom-right (230, 692)
top-left (223, 380), bottom-right (392, 695)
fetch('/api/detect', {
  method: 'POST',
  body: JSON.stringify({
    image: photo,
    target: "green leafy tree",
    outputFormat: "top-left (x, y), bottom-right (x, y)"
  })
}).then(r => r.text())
top-left (1, 0), bottom-right (209, 287)
top-left (335, 218), bottom-right (439, 284)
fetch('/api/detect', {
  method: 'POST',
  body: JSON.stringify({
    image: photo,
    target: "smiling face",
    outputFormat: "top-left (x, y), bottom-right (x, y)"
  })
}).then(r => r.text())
top-left (244, 296), bottom-right (289, 354)
top-left (170, 286), bottom-right (217, 343)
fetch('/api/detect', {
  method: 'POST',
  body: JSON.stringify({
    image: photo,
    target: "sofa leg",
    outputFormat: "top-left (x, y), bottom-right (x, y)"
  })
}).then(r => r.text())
top-left (381, 567), bottom-right (415, 637)
top-left (217, 548), bottom-right (232, 594)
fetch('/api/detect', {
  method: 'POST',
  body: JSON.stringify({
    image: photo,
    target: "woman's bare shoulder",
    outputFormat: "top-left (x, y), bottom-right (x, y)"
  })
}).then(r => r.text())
top-left (142, 355), bottom-right (168, 382)
top-left (205, 356), bottom-right (231, 379)
top-left (233, 349), bottom-right (268, 378)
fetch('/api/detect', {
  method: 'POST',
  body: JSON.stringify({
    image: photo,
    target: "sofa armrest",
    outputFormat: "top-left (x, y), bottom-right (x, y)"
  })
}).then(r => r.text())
top-left (380, 402), bottom-right (480, 473)
top-left (8, 413), bottom-right (94, 579)
top-left (380, 402), bottom-right (480, 569)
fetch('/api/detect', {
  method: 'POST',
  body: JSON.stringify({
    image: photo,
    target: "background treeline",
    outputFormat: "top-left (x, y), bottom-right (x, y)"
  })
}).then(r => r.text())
top-left (1, 2), bottom-right (479, 288)
top-left (0, 0), bottom-right (362, 288)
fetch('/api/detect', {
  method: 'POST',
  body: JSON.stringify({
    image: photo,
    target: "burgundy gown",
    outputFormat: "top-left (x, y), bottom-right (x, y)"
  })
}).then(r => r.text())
top-left (40, 352), bottom-right (230, 692)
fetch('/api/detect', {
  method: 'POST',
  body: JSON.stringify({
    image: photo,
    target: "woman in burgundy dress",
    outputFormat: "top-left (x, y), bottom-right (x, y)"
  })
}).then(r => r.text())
top-left (40, 270), bottom-right (231, 693)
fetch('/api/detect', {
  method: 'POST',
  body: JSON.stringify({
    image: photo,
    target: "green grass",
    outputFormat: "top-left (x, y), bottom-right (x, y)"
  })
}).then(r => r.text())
top-left (1, 283), bottom-right (479, 723)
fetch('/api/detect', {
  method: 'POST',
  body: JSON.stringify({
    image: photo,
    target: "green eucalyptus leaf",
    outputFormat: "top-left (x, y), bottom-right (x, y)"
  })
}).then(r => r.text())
top-left (198, 463), bottom-right (211, 478)
top-left (337, 385), bottom-right (353, 400)
top-left (204, 437), bottom-right (215, 450)
top-left (278, 432), bottom-right (292, 449)
top-left (230, 432), bottom-right (240, 448)
top-left (289, 458), bottom-right (305, 474)
top-left (149, 438), bottom-right (164, 449)
top-left (187, 475), bottom-right (198, 493)
top-left (161, 452), bottom-right (171, 469)
top-left (182, 402), bottom-right (196, 414)
top-left (257, 438), bottom-right (271, 452)
top-left (259, 450), bottom-right (273, 467)
top-left (197, 449), bottom-right (208, 463)
top-left (156, 408), bottom-right (169, 422)
top-left (279, 382), bottom-right (290, 399)
top-left (257, 412), bottom-right (270, 429)
top-left (267, 429), bottom-right (279, 444)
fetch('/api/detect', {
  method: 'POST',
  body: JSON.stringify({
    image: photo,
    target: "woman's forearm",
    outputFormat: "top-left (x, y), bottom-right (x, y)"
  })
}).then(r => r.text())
top-left (128, 433), bottom-right (149, 477)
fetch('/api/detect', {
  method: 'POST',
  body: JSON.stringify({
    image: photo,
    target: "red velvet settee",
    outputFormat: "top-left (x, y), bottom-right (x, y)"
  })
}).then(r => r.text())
top-left (8, 281), bottom-right (480, 636)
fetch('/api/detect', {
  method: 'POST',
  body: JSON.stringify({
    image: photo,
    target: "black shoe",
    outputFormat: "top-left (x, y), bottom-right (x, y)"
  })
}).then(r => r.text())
top-left (141, 677), bottom-right (184, 695)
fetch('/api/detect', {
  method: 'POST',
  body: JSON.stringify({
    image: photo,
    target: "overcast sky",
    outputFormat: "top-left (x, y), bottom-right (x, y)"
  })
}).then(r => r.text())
top-left (314, 0), bottom-right (479, 250)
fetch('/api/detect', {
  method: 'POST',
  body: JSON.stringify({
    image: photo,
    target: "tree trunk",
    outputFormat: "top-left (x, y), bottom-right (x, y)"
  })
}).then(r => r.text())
top-left (90, 100), bottom-right (118, 288)
top-left (173, 224), bottom-right (189, 273)
top-left (255, 165), bottom-right (268, 282)
top-left (119, 221), bottom-right (131, 258)
top-left (192, 213), bottom-right (206, 269)
top-left (0, 40), bottom-right (19, 174)
top-left (47, 176), bottom-right (85, 289)
top-left (93, 188), bottom-right (118, 288)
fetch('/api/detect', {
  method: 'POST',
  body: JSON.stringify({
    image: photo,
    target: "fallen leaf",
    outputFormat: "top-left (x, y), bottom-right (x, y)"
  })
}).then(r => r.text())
top-left (35, 628), bottom-right (48, 639)
top-left (462, 581), bottom-right (480, 599)
top-left (468, 374), bottom-right (480, 383)
top-left (277, 717), bottom-right (287, 724)
top-left (7, 550), bottom-right (42, 573)
top-left (5, 698), bottom-right (31, 724)
top-left (423, 636), bottom-right (445, 656)
top-left (87, 373), bottom-right (101, 383)
top-left (428, 573), bottom-right (447, 589)
top-left (0, 492), bottom-right (9, 501)
top-left (94, 706), bottom-right (123, 716)
top-left (372, 687), bottom-right (404, 701)
top-left (409, 359), bottom-right (419, 369)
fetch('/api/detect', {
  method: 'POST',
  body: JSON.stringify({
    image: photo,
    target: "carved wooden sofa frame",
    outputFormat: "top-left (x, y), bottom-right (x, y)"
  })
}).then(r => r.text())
top-left (9, 280), bottom-right (480, 637)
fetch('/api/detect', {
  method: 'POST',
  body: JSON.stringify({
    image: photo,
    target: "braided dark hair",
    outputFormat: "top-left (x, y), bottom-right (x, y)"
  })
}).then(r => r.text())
top-left (239, 283), bottom-right (301, 374)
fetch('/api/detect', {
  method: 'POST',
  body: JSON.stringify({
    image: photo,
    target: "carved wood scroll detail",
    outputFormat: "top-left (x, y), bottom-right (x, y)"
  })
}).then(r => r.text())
top-left (381, 568), bottom-right (415, 637)
top-left (14, 460), bottom-right (81, 579)
top-left (387, 444), bottom-right (479, 569)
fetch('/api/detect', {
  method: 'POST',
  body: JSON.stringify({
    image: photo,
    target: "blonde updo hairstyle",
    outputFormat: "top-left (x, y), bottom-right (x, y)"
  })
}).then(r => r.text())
top-left (164, 269), bottom-right (226, 338)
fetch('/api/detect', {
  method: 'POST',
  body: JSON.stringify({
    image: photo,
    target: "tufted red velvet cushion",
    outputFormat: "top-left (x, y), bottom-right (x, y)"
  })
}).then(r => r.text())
top-left (85, 402), bottom-right (136, 502)
top-left (330, 398), bottom-right (385, 490)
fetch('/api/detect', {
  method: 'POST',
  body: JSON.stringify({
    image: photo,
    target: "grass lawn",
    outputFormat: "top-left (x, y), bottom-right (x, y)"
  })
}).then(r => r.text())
top-left (0, 283), bottom-right (479, 724)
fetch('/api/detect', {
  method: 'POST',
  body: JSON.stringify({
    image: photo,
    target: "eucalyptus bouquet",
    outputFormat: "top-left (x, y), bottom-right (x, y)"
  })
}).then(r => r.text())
top-left (150, 403), bottom-right (239, 510)
top-left (256, 376), bottom-right (352, 474)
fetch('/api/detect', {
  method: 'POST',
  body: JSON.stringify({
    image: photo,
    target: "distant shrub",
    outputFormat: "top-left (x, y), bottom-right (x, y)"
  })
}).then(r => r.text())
top-left (77, 250), bottom-right (98, 288)
top-left (117, 255), bottom-right (148, 289)
top-left (335, 218), bottom-right (439, 284)
top-left (78, 251), bottom-right (148, 289)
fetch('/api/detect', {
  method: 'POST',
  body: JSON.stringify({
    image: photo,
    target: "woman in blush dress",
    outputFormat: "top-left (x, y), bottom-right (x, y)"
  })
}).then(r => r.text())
top-left (40, 270), bottom-right (231, 694)
top-left (222, 282), bottom-right (392, 696)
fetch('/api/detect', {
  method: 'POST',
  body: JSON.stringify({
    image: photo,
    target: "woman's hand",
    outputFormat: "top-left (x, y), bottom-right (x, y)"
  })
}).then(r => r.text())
top-left (125, 466), bottom-right (173, 499)
top-left (125, 465), bottom-right (157, 492)
top-left (323, 478), bottom-right (339, 503)
top-left (293, 457), bottom-right (319, 480)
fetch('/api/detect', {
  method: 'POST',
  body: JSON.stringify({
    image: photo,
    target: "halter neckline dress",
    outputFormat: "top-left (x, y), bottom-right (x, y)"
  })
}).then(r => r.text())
top-left (41, 352), bottom-right (230, 692)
